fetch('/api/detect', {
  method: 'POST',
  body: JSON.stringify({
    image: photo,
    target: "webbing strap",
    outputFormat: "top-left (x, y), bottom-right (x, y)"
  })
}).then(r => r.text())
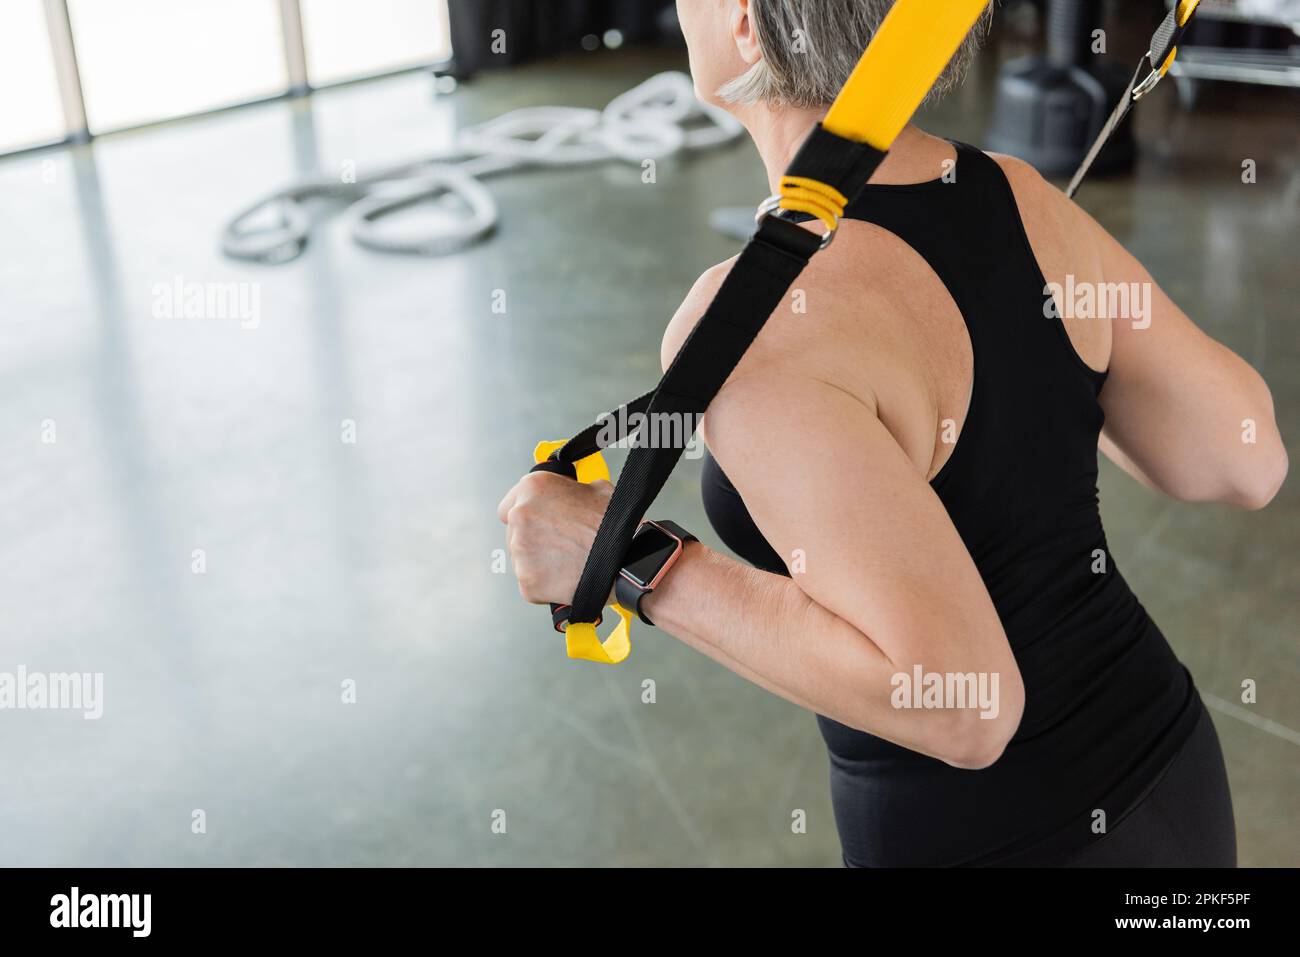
top-left (545, 0), bottom-right (992, 640)
top-left (823, 0), bottom-right (993, 150)
top-left (1151, 0), bottom-right (1202, 76)
top-left (1066, 0), bottom-right (1201, 199)
top-left (560, 390), bottom-right (655, 462)
top-left (565, 216), bottom-right (824, 626)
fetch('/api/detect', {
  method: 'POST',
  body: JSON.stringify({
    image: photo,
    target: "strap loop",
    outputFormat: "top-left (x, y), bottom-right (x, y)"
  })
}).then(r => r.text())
top-left (779, 176), bottom-right (848, 234)
top-left (755, 194), bottom-right (838, 250)
top-left (564, 605), bottom-right (634, 665)
top-left (533, 440), bottom-right (609, 484)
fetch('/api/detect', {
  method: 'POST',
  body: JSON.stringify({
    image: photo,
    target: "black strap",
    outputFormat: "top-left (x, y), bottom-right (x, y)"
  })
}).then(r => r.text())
top-left (614, 573), bottom-right (652, 627)
top-left (529, 459), bottom-right (577, 480)
top-left (1149, 3), bottom-right (1195, 72)
top-left (784, 124), bottom-right (891, 196)
top-left (554, 125), bottom-right (885, 467)
top-left (1065, 62), bottom-right (1142, 200)
top-left (1067, 3), bottom-right (1201, 200)
top-left (559, 389), bottom-right (656, 461)
top-left (559, 133), bottom-right (885, 626)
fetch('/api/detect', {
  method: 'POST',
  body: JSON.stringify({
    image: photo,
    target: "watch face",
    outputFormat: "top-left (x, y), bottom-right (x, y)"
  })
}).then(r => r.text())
top-left (621, 526), bottom-right (679, 589)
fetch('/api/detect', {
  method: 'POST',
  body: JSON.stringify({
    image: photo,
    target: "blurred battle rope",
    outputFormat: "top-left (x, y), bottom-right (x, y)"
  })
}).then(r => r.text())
top-left (219, 72), bottom-right (741, 263)
top-left (219, 0), bottom-right (697, 263)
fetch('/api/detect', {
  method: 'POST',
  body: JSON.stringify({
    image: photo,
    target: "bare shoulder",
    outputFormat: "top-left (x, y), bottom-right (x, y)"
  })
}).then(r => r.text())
top-left (660, 231), bottom-right (925, 466)
top-left (661, 228), bottom-right (906, 375)
top-left (985, 150), bottom-right (1046, 190)
top-left (985, 149), bottom-right (1071, 210)
top-left (986, 151), bottom-right (1079, 237)
top-left (987, 151), bottom-right (1127, 301)
top-left (985, 150), bottom-right (1122, 273)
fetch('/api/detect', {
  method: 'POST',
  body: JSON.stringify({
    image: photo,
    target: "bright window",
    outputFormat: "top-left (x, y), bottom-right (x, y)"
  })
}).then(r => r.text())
top-left (301, 0), bottom-right (450, 85)
top-left (0, 0), bottom-right (67, 152)
top-left (68, 0), bottom-right (288, 133)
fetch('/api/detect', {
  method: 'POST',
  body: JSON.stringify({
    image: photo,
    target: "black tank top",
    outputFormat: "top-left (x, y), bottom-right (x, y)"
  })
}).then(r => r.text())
top-left (701, 142), bottom-right (1202, 867)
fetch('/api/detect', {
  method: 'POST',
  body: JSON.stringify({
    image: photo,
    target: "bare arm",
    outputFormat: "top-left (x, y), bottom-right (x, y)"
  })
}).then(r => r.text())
top-left (640, 314), bottom-right (1024, 767)
top-left (1077, 204), bottom-right (1288, 508)
top-left (993, 152), bottom-right (1287, 508)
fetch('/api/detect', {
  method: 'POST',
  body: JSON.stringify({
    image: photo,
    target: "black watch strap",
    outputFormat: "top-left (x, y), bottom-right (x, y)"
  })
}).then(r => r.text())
top-left (652, 520), bottom-right (698, 546)
top-left (615, 520), bottom-right (697, 627)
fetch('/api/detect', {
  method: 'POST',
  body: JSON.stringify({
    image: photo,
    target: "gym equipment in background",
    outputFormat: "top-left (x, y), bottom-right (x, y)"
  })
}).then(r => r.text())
top-left (986, 0), bottom-right (1137, 177)
top-left (440, 0), bottom-right (676, 79)
top-left (1066, 1), bottom-right (1203, 196)
top-left (1167, 0), bottom-right (1300, 107)
top-left (219, 72), bottom-right (743, 263)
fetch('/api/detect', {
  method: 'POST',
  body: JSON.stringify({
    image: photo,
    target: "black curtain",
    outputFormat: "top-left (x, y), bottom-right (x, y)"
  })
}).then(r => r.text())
top-left (445, 0), bottom-right (678, 77)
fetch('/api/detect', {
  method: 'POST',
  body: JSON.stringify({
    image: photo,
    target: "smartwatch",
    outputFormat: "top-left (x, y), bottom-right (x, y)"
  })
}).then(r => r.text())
top-left (615, 520), bottom-right (698, 627)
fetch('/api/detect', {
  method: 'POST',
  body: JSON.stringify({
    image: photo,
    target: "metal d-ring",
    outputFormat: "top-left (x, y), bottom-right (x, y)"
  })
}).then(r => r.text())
top-left (1131, 55), bottom-right (1168, 101)
top-left (755, 194), bottom-right (839, 250)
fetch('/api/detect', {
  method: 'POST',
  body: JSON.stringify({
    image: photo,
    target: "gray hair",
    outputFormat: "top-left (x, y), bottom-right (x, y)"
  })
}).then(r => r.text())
top-left (717, 0), bottom-right (992, 109)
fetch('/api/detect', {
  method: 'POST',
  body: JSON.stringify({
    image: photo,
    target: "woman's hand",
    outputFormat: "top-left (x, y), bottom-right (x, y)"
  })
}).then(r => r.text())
top-left (497, 472), bottom-right (613, 606)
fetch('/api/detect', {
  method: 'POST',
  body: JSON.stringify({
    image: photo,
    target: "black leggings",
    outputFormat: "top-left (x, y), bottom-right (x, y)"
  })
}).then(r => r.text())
top-left (1064, 707), bottom-right (1237, 867)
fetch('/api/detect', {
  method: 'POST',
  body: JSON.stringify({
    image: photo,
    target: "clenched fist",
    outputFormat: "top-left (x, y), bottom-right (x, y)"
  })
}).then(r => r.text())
top-left (498, 471), bottom-right (614, 606)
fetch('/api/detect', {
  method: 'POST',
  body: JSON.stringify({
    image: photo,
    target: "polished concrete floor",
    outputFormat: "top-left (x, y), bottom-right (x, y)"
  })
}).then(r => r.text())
top-left (0, 27), bottom-right (1296, 866)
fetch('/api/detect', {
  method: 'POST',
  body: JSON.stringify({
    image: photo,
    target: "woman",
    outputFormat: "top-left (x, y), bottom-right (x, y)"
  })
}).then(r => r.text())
top-left (499, 0), bottom-right (1287, 866)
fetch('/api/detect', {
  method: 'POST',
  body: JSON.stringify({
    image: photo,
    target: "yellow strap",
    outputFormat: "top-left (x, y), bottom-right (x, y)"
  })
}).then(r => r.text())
top-left (1158, 46), bottom-right (1178, 76)
top-left (564, 604), bottom-right (633, 665)
top-left (779, 176), bottom-right (849, 232)
top-left (1157, 0), bottom-right (1201, 76)
top-left (533, 440), bottom-right (609, 484)
top-left (823, 0), bottom-right (991, 151)
top-left (1156, 1), bottom-right (1201, 75)
top-left (532, 441), bottom-right (631, 664)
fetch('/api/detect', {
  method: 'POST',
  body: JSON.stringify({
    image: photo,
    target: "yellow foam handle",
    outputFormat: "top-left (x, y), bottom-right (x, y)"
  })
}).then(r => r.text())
top-left (824, 0), bottom-right (991, 151)
top-left (565, 603), bottom-right (634, 665)
top-left (533, 440), bottom-right (610, 483)
top-left (533, 440), bottom-right (631, 664)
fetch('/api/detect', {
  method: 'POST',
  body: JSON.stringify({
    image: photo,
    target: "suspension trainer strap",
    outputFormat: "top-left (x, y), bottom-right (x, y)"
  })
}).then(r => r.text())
top-left (1067, 0), bottom-right (1201, 199)
top-left (558, 389), bottom-right (657, 462)
top-left (567, 214), bottom-right (825, 632)
top-left (540, 0), bottom-right (992, 661)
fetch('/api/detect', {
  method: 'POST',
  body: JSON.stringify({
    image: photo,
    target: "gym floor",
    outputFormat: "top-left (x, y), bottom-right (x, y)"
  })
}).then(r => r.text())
top-left (1, 23), bottom-right (1295, 866)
